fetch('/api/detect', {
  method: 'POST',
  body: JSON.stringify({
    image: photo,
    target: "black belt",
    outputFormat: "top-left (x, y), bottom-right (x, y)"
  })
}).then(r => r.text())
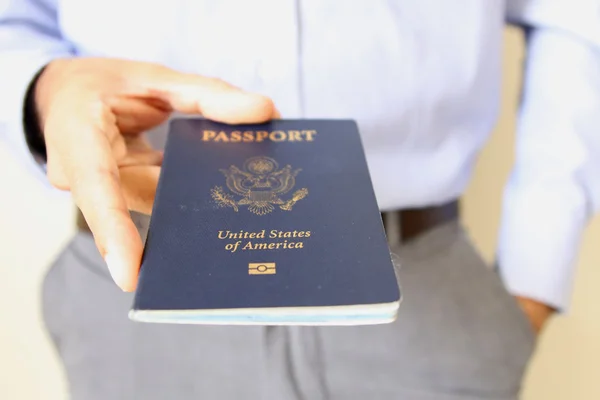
top-left (382, 199), bottom-right (459, 242)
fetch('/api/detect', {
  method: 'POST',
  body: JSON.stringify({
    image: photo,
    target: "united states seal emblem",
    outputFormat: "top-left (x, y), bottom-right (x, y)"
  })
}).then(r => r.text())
top-left (210, 156), bottom-right (308, 215)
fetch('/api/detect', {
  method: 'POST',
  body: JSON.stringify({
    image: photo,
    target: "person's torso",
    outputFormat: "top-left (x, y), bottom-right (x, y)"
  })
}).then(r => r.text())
top-left (58, 0), bottom-right (507, 210)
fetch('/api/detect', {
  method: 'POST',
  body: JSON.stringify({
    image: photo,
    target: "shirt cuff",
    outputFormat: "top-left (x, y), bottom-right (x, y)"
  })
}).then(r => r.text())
top-left (23, 65), bottom-right (49, 167)
top-left (0, 52), bottom-right (67, 193)
top-left (497, 175), bottom-right (588, 313)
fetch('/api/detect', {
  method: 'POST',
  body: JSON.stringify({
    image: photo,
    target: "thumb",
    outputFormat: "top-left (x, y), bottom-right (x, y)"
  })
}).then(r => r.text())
top-left (132, 66), bottom-right (278, 123)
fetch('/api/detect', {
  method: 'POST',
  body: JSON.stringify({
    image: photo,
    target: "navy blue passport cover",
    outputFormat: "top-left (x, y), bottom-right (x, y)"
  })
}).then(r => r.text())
top-left (130, 118), bottom-right (400, 324)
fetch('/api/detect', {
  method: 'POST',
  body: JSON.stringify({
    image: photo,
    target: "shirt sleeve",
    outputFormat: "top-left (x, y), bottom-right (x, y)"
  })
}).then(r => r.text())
top-left (500, 0), bottom-right (600, 311)
top-left (0, 0), bottom-right (74, 189)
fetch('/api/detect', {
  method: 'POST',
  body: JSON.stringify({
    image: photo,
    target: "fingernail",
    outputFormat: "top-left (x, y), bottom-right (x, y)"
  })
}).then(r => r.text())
top-left (104, 252), bottom-right (129, 292)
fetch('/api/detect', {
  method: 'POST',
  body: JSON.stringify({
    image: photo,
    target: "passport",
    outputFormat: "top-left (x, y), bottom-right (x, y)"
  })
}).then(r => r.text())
top-left (129, 118), bottom-right (401, 325)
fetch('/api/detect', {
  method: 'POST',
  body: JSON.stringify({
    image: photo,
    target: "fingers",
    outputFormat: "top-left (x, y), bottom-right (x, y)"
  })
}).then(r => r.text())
top-left (122, 134), bottom-right (156, 153)
top-left (47, 129), bottom-right (163, 188)
top-left (118, 149), bottom-right (163, 168)
top-left (118, 135), bottom-right (163, 167)
top-left (46, 100), bottom-right (143, 291)
top-left (132, 66), bottom-right (278, 124)
top-left (39, 57), bottom-right (281, 295)
top-left (514, 296), bottom-right (555, 335)
top-left (107, 96), bottom-right (171, 134)
top-left (273, 107), bottom-right (281, 119)
top-left (120, 165), bottom-right (161, 215)
top-left (72, 154), bottom-right (143, 292)
top-left (173, 77), bottom-right (276, 123)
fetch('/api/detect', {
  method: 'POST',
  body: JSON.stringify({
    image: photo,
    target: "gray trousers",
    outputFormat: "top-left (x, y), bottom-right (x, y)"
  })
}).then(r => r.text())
top-left (42, 219), bottom-right (535, 400)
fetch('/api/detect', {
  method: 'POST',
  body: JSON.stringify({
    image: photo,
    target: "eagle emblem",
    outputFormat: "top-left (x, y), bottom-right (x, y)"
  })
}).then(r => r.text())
top-left (210, 156), bottom-right (308, 215)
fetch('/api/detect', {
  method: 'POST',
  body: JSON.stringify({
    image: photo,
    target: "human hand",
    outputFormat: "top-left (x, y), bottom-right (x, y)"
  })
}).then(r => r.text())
top-left (35, 57), bottom-right (278, 291)
top-left (514, 296), bottom-right (555, 335)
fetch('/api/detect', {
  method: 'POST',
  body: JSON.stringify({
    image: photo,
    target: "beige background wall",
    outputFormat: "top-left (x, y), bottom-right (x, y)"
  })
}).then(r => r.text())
top-left (0, 28), bottom-right (598, 399)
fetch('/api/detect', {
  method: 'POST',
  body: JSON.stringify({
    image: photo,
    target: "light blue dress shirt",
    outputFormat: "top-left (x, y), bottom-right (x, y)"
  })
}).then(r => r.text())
top-left (2, 0), bottom-right (600, 311)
